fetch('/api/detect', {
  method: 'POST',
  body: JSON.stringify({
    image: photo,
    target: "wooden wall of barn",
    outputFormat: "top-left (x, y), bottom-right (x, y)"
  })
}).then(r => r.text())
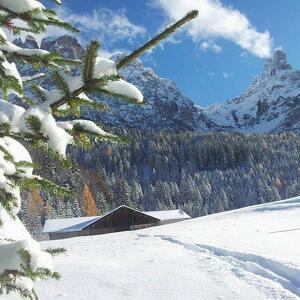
top-left (49, 207), bottom-right (160, 240)
top-left (85, 206), bottom-right (160, 232)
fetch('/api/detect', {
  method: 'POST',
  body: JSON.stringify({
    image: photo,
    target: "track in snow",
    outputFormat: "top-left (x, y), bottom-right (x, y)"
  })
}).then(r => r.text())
top-left (138, 234), bottom-right (300, 299)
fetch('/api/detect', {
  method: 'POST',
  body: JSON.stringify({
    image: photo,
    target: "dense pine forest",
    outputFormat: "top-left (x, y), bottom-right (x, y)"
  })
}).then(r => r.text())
top-left (19, 129), bottom-right (300, 239)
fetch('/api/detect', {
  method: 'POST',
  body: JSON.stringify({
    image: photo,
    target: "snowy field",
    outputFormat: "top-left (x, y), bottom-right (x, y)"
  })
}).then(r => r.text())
top-left (11, 197), bottom-right (300, 299)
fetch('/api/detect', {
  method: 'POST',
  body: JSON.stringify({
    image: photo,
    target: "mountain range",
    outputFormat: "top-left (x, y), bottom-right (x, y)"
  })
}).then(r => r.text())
top-left (14, 35), bottom-right (300, 135)
top-left (13, 36), bottom-right (300, 239)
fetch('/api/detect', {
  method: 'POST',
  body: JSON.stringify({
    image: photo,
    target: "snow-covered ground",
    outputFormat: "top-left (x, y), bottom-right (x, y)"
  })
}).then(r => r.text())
top-left (13, 197), bottom-right (300, 299)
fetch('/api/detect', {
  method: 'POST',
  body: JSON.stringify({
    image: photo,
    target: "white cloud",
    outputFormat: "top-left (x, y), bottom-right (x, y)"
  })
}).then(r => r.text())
top-left (6, 7), bottom-right (146, 49)
top-left (154, 0), bottom-right (273, 58)
top-left (240, 51), bottom-right (249, 58)
top-left (201, 40), bottom-right (222, 53)
top-left (274, 46), bottom-right (284, 52)
top-left (5, 8), bottom-right (146, 57)
top-left (58, 7), bottom-right (146, 45)
top-left (97, 48), bottom-right (128, 59)
top-left (223, 72), bottom-right (234, 79)
top-left (156, 35), bottom-right (182, 52)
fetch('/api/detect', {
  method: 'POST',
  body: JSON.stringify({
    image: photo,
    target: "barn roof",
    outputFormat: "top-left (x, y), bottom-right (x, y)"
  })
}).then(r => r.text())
top-left (43, 205), bottom-right (191, 233)
top-left (43, 216), bottom-right (101, 233)
top-left (144, 209), bottom-right (191, 221)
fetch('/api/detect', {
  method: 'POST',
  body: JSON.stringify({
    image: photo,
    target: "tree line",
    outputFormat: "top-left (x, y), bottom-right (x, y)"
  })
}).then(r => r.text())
top-left (20, 129), bottom-right (300, 239)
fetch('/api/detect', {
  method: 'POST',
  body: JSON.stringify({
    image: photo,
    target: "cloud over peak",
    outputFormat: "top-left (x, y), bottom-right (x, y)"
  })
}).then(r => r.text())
top-left (155, 0), bottom-right (272, 58)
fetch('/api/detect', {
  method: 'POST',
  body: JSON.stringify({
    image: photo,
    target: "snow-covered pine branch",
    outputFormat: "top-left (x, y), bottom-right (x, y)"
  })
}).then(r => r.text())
top-left (49, 41), bottom-right (144, 111)
top-left (49, 10), bottom-right (200, 111)
top-left (0, 0), bottom-right (77, 34)
top-left (0, 0), bottom-right (198, 297)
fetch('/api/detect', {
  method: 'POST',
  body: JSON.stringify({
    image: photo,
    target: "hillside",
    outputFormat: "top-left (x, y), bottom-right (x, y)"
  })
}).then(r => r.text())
top-left (19, 196), bottom-right (300, 299)
top-left (19, 130), bottom-right (300, 239)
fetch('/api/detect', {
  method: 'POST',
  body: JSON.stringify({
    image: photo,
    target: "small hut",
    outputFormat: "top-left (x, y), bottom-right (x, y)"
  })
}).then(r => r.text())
top-left (43, 205), bottom-right (191, 240)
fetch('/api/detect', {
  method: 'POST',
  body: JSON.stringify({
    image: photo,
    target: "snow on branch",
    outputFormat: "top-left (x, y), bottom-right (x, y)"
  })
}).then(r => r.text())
top-left (0, 0), bottom-right (78, 34)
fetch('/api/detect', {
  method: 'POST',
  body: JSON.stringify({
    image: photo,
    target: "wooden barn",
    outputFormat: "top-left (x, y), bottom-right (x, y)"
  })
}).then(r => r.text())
top-left (43, 205), bottom-right (191, 240)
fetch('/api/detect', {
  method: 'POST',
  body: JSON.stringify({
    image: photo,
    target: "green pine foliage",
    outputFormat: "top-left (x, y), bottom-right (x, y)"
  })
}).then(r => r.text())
top-left (18, 177), bottom-right (72, 198)
top-left (50, 71), bottom-right (71, 97)
top-left (0, 54), bottom-right (23, 98)
top-left (25, 115), bottom-right (42, 134)
top-left (0, 122), bottom-right (11, 137)
top-left (3, 51), bottom-right (80, 68)
top-left (44, 247), bottom-right (66, 256)
top-left (0, 6), bottom-right (78, 35)
top-left (82, 40), bottom-right (99, 83)
top-left (0, 246), bottom-right (63, 300)
top-left (30, 85), bottom-right (47, 103)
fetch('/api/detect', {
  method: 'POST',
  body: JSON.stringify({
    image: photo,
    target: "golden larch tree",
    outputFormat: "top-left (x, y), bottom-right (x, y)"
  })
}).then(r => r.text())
top-left (28, 189), bottom-right (44, 217)
top-left (82, 184), bottom-right (98, 216)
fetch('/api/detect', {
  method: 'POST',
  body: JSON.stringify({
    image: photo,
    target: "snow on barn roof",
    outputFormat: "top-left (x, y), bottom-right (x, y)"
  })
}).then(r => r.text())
top-left (43, 216), bottom-right (101, 233)
top-left (144, 209), bottom-right (191, 221)
top-left (43, 206), bottom-right (191, 233)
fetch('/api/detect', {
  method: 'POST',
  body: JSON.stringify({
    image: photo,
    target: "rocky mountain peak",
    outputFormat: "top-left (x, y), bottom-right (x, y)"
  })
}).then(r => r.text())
top-left (205, 49), bottom-right (300, 135)
top-left (40, 35), bottom-right (84, 59)
top-left (263, 50), bottom-right (292, 76)
top-left (14, 35), bottom-right (39, 49)
top-left (100, 53), bottom-right (216, 131)
top-left (13, 34), bottom-right (84, 59)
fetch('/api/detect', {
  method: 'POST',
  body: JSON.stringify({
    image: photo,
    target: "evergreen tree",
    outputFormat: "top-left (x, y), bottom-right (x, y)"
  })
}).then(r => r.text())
top-left (53, 129), bottom-right (300, 220)
top-left (113, 176), bottom-right (132, 207)
top-left (96, 192), bottom-right (107, 214)
top-left (130, 180), bottom-right (143, 208)
top-left (154, 180), bottom-right (173, 209)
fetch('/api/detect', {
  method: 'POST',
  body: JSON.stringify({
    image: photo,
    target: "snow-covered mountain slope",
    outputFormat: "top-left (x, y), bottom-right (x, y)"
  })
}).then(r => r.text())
top-left (16, 196), bottom-right (298, 300)
top-left (14, 35), bottom-right (217, 131)
top-left (205, 50), bottom-right (300, 134)
top-left (86, 55), bottom-right (217, 131)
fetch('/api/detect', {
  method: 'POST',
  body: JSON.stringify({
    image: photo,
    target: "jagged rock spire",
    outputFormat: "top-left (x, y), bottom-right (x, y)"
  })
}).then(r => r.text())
top-left (41, 35), bottom-right (84, 59)
top-left (13, 34), bottom-right (84, 59)
top-left (14, 35), bottom-right (39, 49)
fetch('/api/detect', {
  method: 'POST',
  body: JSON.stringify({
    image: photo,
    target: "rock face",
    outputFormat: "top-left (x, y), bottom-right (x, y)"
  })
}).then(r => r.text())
top-left (84, 55), bottom-right (217, 131)
top-left (13, 35), bottom-right (84, 59)
top-left (14, 35), bottom-right (39, 49)
top-left (205, 50), bottom-right (300, 134)
top-left (40, 35), bottom-right (84, 59)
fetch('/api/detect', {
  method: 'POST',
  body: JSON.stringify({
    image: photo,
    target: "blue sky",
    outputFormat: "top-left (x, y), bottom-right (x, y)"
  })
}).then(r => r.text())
top-left (48, 0), bottom-right (300, 106)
